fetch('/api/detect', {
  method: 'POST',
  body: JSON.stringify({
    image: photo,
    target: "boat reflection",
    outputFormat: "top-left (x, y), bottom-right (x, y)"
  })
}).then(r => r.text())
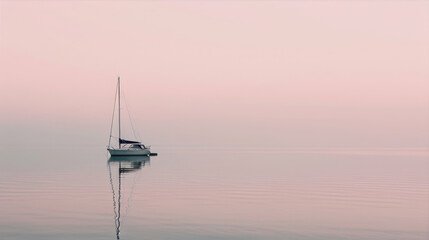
top-left (108, 156), bottom-right (150, 239)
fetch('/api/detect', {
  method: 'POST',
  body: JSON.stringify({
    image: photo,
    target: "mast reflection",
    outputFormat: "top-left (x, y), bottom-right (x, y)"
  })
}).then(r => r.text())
top-left (108, 156), bottom-right (150, 239)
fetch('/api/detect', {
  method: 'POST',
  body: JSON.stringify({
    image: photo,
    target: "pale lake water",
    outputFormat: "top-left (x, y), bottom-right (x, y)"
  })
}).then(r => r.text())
top-left (0, 146), bottom-right (428, 240)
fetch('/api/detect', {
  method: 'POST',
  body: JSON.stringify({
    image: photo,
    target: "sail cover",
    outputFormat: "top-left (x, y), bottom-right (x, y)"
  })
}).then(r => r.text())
top-left (119, 138), bottom-right (141, 144)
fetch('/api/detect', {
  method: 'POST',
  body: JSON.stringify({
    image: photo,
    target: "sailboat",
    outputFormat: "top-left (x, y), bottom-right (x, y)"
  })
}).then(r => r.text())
top-left (107, 77), bottom-right (151, 156)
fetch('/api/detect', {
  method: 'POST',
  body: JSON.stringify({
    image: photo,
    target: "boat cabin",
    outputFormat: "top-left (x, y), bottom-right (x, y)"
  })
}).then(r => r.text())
top-left (125, 143), bottom-right (146, 149)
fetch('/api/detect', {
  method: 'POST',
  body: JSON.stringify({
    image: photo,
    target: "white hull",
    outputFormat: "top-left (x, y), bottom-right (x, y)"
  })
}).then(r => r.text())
top-left (108, 148), bottom-right (151, 156)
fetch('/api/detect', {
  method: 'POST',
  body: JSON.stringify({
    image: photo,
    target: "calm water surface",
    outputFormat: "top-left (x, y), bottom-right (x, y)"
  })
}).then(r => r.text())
top-left (0, 146), bottom-right (428, 240)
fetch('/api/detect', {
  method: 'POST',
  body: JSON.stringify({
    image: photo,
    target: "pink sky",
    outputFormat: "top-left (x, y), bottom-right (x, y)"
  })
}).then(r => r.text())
top-left (0, 1), bottom-right (428, 147)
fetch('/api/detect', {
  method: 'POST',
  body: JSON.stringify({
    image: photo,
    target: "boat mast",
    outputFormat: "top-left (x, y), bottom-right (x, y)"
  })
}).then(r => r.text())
top-left (118, 77), bottom-right (121, 149)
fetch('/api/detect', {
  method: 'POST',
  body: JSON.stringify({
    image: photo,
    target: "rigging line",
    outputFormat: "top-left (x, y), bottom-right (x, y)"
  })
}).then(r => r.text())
top-left (122, 91), bottom-right (138, 140)
top-left (122, 91), bottom-right (140, 141)
top-left (108, 82), bottom-right (118, 147)
top-left (108, 161), bottom-right (119, 237)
